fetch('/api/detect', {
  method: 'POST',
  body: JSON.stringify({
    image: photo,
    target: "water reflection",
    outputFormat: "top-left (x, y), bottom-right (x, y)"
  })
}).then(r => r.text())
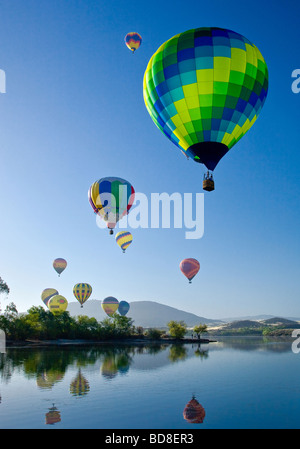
top-left (45, 403), bottom-right (61, 425)
top-left (0, 337), bottom-right (293, 389)
top-left (70, 369), bottom-right (90, 396)
top-left (183, 396), bottom-right (206, 424)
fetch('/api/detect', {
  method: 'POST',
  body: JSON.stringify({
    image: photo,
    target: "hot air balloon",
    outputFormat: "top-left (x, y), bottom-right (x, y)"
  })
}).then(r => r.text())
top-left (73, 283), bottom-right (92, 308)
top-left (125, 32), bottom-right (142, 53)
top-left (102, 296), bottom-right (119, 317)
top-left (41, 288), bottom-right (58, 308)
top-left (180, 258), bottom-right (200, 283)
top-left (143, 27), bottom-right (268, 191)
top-left (118, 300), bottom-right (130, 316)
top-left (48, 295), bottom-right (68, 315)
top-left (53, 258), bottom-right (67, 276)
top-left (88, 177), bottom-right (135, 234)
top-left (183, 396), bottom-right (206, 424)
top-left (115, 231), bottom-right (133, 253)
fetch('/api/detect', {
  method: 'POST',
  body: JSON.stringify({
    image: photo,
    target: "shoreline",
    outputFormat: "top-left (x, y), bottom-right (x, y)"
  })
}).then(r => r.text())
top-left (5, 337), bottom-right (216, 348)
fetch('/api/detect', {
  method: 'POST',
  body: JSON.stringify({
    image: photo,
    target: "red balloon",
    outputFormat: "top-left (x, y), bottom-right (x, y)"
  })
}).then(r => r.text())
top-left (180, 258), bottom-right (200, 283)
top-left (183, 397), bottom-right (205, 423)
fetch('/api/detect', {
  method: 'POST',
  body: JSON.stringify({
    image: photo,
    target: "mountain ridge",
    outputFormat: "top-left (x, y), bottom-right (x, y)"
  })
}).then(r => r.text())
top-left (66, 299), bottom-right (300, 328)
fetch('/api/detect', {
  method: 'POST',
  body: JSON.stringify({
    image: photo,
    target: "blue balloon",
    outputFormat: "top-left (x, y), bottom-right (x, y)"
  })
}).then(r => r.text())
top-left (118, 301), bottom-right (130, 316)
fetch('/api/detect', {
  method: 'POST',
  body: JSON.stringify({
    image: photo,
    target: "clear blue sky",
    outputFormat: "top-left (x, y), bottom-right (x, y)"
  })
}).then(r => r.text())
top-left (0, 0), bottom-right (299, 319)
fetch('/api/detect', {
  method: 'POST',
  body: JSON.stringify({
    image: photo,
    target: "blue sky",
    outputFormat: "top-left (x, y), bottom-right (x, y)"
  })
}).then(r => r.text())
top-left (0, 0), bottom-right (299, 319)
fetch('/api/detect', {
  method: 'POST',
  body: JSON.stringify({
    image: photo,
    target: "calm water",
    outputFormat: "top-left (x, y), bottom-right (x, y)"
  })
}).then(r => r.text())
top-left (0, 337), bottom-right (299, 429)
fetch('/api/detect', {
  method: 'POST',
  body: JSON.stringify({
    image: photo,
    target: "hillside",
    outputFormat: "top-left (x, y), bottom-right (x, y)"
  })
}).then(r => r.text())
top-left (221, 320), bottom-right (263, 330)
top-left (262, 317), bottom-right (299, 327)
top-left (67, 300), bottom-right (222, 328)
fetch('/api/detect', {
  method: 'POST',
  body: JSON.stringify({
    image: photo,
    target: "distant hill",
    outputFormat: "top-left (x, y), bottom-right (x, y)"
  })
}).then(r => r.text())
top-left (67, 300), bottom-right (222, 328)
top-left (262, 317), bottom-right (300, 327)
top-left (220, 315), bottom-right (300, 323)
top-left (221, 320), bottom-right (263, 330)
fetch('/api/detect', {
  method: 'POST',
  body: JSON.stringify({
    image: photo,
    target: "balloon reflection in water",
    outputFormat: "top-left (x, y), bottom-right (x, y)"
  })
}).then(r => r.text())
top-left (183, 396), bottom-right (206, 424)
top-left (70, 369), bottom-right (90, 396)
top-left (45, 404), bottom-right (61, 425)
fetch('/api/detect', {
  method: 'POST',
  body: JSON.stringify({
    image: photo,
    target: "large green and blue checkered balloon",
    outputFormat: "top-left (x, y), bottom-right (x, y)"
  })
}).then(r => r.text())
top-left (143, 27), bottom-right (268, 171)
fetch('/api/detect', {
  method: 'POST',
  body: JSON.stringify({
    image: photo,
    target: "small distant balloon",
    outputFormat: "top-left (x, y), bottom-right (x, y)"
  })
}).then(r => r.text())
top-left (180, 258), bottom-right (200, 283)
top-left (115, 231), bottom-right (133, 253)
top-left (41, 288), bottom-right (59, 308)
top-left (183, 396), bottom-right (206, 424)
top-left (125, 32), bottom-right (142, 53)
top-left (118, 301), bottom-right (130, 316)
top-left (102, 296), bottom-right (119, 317)
top-left (48, 295), bottom-right (68, 315)
top-left (53, 258), bottom-right (67, 276)
top-left (73, 283), bottom-right (92, 308)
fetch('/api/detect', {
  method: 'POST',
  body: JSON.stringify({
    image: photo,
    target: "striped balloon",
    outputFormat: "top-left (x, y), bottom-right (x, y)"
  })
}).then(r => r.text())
top-left (53, 258), bottom-right (67, 276)
top-left (115, 231), bottom-right (133, 253)
top-left (125, 32), bottom-right (142, 53)
top-left (41, 288), bottom-right (59, 308)
top-left (73, 283), bottom-right (92, 308)
top-left (88, 177), bottom-right (135, 235)
top-left (102, 296), bottom-right (119, 317)
top-left (180, 258), bottom-right (200, 283)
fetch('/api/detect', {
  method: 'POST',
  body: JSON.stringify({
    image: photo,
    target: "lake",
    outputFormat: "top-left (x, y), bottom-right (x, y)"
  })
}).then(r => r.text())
top-left (0, 337), bottom-right (300, 430)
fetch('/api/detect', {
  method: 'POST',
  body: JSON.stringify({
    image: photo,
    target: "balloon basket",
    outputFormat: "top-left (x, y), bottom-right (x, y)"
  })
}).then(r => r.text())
top-left (109, 229), bottom-right (114, 235)
top-left (203, 179), bottom-right (215, 192)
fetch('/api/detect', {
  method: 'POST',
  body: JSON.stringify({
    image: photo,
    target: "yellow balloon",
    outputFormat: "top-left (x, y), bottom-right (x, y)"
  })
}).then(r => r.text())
top-left (115, 231), bottom-right (133, 253)
top-left (48, 295), bottom-right (68, 315)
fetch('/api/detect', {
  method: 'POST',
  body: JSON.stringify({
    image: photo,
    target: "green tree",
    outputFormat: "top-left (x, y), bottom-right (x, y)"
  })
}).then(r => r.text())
top-left (0, 277), bottom-right (9, 295)
top-left (193, 324), bottom-right (208, 340)
top-left (167, 320), bottom-right (187, 339)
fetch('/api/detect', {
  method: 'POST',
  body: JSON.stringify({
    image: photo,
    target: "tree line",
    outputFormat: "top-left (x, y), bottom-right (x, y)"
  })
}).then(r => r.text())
top-left (0, 303), bottom-right (208, 342)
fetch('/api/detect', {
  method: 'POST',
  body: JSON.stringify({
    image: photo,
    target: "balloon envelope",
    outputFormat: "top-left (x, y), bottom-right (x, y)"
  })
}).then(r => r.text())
top-left (183, 397), bottom-right (205, 423)
top-left (88, 177), bottom-right (135, 233)
top-left (53, 258), bottom-right (67, 276)
top-left (48, 295), bottom-right (68, 315)
top-left (180, 258), bottom-right (200, 283)
top-left (115, 231), bottom-right (133, 253)
top-left (118, 300), bottom-right (130, 316)
top-left (102, 296), bottom-right (119, 316)
top-left (73, 283), bottom-right (92, 307)
top-left (143, 27), bottom-right (268, 171)
top-left (41, 288), bottom-right (58, 307)
top-left (125, 32), bottom-right (142, 52)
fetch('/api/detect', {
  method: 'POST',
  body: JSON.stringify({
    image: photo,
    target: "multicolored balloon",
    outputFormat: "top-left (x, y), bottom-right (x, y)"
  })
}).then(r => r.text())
top-left (73, 283), bottom-right (92, 308)
top-left (48, 295), bottom-right (68, 315)
top-left (180, 258), bottom-right (200, 283)
top-left (88, 177), bottom-right (135, 234)
top-left (125, 32), bottom-right (142, 53)
top-left (53, 258), bottom-right (67, 276)
top-left (183, 396), bottom-right (206, 424)
top-left (118, 300), bottom-right (130, 316)
top-left (70, 369), bottom-right (90, 396)
top-left (41, 288), bottom-right (59, 308)
top-left (115, 231), bottom-right (133, 253)
top-left (143, 27), bottom-right (268, 178)
top-left (101, 296), bottom-right (119, 317)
